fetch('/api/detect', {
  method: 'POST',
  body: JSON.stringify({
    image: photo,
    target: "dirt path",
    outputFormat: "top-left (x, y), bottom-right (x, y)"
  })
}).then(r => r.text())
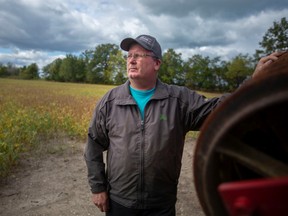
top-left (0, 137), bottom-right (204, 216)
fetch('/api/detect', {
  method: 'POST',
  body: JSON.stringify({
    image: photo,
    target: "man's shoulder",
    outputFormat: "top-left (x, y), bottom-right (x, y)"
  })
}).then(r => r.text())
top-left (99, 82), bottom-right (129, 103)
top-left (158, 81), bottom-right (209, 106)
top-left (163, 82), bottom-right (196, 96)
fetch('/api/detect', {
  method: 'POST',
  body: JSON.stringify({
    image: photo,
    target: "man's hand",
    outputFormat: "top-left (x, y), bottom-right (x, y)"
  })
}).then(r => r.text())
top-left (252, 51), bottom-right (286, 79)
top-left (92, 191), bottom-right (109, 212)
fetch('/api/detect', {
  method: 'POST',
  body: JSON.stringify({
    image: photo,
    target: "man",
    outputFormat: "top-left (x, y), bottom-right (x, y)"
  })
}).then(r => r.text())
top-left (84, 34), bottom-right (283, 216)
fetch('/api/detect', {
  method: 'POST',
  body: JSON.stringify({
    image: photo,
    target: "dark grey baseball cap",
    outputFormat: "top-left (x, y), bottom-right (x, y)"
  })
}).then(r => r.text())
top-left (120, 34), bottom-right (162, 59)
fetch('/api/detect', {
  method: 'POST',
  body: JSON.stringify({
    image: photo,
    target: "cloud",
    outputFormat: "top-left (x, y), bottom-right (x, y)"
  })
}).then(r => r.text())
top-left (0, 0), bottom-right (105, 52)
top-left (0, 0), bottom-right (287, 69)
top-left (0, 48), bottom-right (65, 68)
top-left (150, 9), bottom-right (288, 59)
top-left (136, 0), bottom-right (286, 19)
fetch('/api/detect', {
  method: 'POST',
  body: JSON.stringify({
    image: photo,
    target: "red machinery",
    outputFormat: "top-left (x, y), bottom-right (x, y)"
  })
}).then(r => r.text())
top-left (219, 176), bottom-right (288, 216)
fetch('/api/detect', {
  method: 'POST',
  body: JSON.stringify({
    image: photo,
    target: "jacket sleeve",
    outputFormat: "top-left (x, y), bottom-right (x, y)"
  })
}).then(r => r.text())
top-left (84, 101), bottom-right (109, 194)
top-left (184, 89), bottom-right (230, 131)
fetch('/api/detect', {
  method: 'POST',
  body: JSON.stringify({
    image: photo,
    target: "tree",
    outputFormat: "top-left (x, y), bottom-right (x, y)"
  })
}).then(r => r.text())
top-left (211, 59), bottom-right (228, 92)
top-left (158, 49), bottom-right (185, 85)
top-left (0, 63), bottom-right (8, 77)
top-left (255, 17), bottom-right (288, 59)
top-left (85, 44), bottom-right (119, 84)
top-left (20, 63), bottom-right (39, 79)
top-left (114, 71), bottom-right (126, 85)
top-left (5, 62), bottom-right (20, 77)
top-left (185, 55), bottom-right (221, 91)
top-left (43, 58), bottom-right (63, 81)
top-left (59, 55), bottom-right (75, 82)
top-left (106, 50), bottom-right (126, 85)
top-left (58, 54), bottom-right (86, 82)
top-left (225, 54), bottom-right (254, 91)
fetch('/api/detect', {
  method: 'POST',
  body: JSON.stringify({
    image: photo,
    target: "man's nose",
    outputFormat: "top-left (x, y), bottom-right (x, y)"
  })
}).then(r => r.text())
top-left (129, 57), bottom-right (137, 64)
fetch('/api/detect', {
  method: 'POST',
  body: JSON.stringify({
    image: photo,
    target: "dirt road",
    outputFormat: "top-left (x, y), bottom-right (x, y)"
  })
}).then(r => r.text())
top-left (0, 137), bottom-right (204, 216)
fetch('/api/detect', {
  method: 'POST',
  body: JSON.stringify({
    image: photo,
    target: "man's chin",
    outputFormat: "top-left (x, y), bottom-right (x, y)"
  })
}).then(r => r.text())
top-left (128, 74), bottom-right (140, 79)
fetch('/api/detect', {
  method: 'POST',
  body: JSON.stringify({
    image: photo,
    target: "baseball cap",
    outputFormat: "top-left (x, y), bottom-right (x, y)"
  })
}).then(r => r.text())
top-left (120, 34), bottom-right (162, 59)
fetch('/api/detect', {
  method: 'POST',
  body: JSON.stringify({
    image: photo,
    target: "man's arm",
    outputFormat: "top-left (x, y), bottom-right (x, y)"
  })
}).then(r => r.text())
top-left (84, 133), bottom-right (108, 193)
top-left (84, 103), bottom-right (110, 212)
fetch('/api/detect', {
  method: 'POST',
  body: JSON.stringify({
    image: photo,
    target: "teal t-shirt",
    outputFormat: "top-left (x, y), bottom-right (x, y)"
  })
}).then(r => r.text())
top-left (129, 86), bottom-right (155, 119)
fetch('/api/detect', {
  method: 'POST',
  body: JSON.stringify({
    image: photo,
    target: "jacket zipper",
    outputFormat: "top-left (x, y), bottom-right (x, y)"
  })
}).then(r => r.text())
top-left (140, 119), bottom-right (145, 207)
top-left (139, 100), bottom-right (152, 207)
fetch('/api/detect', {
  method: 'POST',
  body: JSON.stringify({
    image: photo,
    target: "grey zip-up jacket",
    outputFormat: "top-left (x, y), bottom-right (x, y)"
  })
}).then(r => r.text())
top-left (84, 79), bottom-right (228, 209)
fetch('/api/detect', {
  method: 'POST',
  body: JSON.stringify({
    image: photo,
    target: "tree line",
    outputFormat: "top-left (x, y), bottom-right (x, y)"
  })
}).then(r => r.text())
top-left (0, 62), bottom-right (39, 80)
top-left (1, 17), bottom-right (287, 92)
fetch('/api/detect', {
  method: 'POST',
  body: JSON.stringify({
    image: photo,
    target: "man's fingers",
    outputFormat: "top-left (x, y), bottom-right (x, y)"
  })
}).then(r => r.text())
top-left (253, 51), bottom-right (287, 78)
top-left (91, 192), bottom-right (109, 212)
top-left (102, 203), bottom-right (109, 212)
top-left (92, 197), bottom-right (109, 212)
top-left (96, 203), bottom-right (109, 212)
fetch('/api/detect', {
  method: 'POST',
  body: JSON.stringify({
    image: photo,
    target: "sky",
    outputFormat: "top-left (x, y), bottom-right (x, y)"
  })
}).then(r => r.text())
top-left (0, 0), bottom-right (288, 69)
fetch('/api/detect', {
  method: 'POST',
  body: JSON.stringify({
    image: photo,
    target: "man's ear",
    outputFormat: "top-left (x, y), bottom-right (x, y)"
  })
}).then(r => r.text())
top-left (154, 59), bottom-right (162, 70)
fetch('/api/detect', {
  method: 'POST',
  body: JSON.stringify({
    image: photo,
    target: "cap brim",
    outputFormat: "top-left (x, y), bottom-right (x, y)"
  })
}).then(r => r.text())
top-left (120, 37), bottom-right (153, 52)
top-left (120, 38), bottom-right (137, 51)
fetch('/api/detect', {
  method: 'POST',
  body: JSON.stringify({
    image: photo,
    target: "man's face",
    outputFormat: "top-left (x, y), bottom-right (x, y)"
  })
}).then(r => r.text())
top-left (126, 44), bottom-right (161, 82)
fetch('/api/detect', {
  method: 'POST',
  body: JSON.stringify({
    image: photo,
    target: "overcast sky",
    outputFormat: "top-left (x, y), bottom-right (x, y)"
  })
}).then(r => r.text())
top-left (0, 0), bottom-right (287, 69)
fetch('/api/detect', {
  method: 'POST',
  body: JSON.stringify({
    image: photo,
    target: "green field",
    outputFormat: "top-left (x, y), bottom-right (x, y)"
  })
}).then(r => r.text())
top-left (0, 78), bottom-right (220, 177)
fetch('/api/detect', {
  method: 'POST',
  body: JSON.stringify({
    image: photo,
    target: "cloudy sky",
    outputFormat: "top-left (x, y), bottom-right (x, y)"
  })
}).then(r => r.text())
top-left (0, 0), bottom-right (287, 69)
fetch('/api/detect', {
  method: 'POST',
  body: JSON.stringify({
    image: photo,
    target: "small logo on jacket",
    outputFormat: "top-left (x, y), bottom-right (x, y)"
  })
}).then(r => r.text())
top-left (160, 114), bottom-right (167, 121)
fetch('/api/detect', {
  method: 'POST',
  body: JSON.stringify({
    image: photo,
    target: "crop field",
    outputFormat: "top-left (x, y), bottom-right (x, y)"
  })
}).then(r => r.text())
top-left (0, 78), bottom-right (114, 177)
top-left (0, 78), bottom-right (220, 177)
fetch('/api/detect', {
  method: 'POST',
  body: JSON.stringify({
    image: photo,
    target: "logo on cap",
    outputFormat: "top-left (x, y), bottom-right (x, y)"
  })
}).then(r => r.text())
top-left (138, 35), bottom-right (154, 49)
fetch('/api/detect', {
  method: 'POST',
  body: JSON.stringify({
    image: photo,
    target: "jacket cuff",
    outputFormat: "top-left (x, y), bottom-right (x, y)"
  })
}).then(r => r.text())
top-left (91, 185), bottom-right (107, 194)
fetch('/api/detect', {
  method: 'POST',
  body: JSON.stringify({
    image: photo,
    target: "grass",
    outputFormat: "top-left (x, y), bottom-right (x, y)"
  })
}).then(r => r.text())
top-left (0, 78), bottom-right (220, 177)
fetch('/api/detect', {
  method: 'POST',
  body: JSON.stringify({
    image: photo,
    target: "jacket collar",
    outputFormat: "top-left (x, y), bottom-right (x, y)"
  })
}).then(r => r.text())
top-left (115, 79), bottom-right (169, 105)
top-left (153, 79), bottom-right (169, 100)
